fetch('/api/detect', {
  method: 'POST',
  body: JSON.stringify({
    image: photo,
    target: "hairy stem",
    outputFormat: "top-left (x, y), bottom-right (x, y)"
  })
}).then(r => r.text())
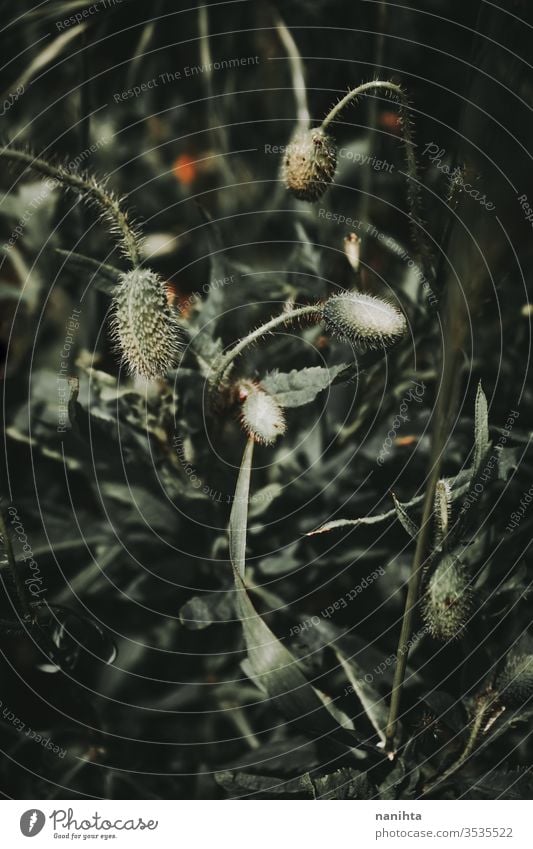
top-left (0, 147), bottom-right (142, 266)
top-left (422, 694), bottom-right (498, 796)
top-left (208, 304), bottom-right (321, 392)
top-left (321, 80), bottom-right (432, 283)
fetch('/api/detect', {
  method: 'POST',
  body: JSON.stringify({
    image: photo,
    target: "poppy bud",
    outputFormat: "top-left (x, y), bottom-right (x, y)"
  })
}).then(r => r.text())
top-left (111, 268), bottom-right (182, 378)
top-left (423, 555), bottom-right (473, 641)
top-left (282, 128), bottom-right (337, 201)
top-left (322, 291), bottom-right (407, 350)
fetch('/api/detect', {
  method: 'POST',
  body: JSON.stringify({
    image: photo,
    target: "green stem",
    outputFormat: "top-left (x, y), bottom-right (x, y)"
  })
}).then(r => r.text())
top-left (0, 147), bottom-right (142, 266)
top-left (208, 304), bottom-right (321, 392)
top-left (321, 80), bottom-right (432, 283)
top-left (384, 457), bottom-right (442, 751)
top-left (55, 248), bottom-right (122, 284)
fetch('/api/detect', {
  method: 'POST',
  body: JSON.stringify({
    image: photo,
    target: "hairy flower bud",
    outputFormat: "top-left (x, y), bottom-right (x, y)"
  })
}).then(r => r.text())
top-left (111, 268), bottom-right (181, 379)
top-left (322, 291), bottom-right (407, 350)
top-left (495, 655), bottom-right (533, 707)
top-left (240, 384), bottom-right (286, 445)
top-left (423, 555), bottom-right (473, 641)
top-left (282, 128), bottom-right (337, 201)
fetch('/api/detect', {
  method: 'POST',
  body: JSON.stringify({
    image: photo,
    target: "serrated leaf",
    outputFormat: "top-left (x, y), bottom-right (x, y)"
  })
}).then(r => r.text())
top-left (262, 364), bottom-right (350, 408)
top-left (391, 491), bottom-right (420, 539)
top-left (473, 382), bottom-right (490, 473)
top-left (313, 768), bottom-right (376, 799)
top-left (309, 493), bottom-right (424, 535)
top-left (215, 770), bottom-right (315, 799)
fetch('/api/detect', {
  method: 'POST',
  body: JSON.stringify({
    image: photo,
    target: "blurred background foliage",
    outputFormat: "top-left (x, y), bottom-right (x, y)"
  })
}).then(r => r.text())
top-left (0, 0), bottom-right (532, 799)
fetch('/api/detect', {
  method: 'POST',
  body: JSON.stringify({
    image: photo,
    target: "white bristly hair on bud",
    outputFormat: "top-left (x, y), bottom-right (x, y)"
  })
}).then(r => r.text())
top-left (240, 385), bottom-right (286, 445)
top-left (110, 268), bottom-right (182, 379)
top-left (423, 555), bottom-right (473, 642)
top-left (282, 127), bottom-right (337, 201)
top-left (495, 654), bottom-right (533, 707)
top-left (322, 291), bottom-right (407, 350)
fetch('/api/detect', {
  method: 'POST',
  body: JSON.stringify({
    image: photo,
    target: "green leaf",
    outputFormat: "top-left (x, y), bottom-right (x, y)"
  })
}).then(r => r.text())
top-left (473, 382), bottom-right (490, 472)
top-left (179, 591), bottom-right (235, 630)
top-left (335, 649), bottom-right (388, 744)
top-left (228, 438), bottom-right (361, 753)
top-left (215, 770), bottom-right (315, 799)
top-left (262, 364), bottom-right (350, 408)
top-left (308, 493), bottom-right (424, 535)
top-left (228, 436), bottom-right (255, 579)
top-left (313, 768), bottom-right (376, 799)
top-left (391, 491), bottom-right (420, 539)
top-left (233, 568), bottom-right (360, 752)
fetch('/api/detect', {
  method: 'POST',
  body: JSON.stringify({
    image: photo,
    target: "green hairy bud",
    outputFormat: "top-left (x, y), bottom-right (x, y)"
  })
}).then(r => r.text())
top-left (322, 291), bottom-right (407, 350)
top-left (423, 555), bottom-right (473, 641)
top-left (111, 268), bottom-right (182, 379)
top-left (282, 128), bottom-right (337, 201)
top-left (240, 384), bottom-right (286, 445)
top-left (495, 655), bottom-right (533, 707)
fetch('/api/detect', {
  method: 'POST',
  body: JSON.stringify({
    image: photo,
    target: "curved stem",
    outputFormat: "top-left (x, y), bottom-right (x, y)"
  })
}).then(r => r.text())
top-left (0, 147), bottom-right (142, 266)
top-left (208, 304), bottom-right (322, 392)
top-left (321, 81), bottom-right (432, 284)
top-left (55, 248), bottom-right (122, 284)
top-left (321, 80), bottom-right (399, 132)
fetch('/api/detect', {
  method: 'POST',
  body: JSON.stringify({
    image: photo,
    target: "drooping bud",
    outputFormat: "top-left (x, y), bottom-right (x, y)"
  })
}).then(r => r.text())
top-left (423, 555), bottom-right (473, 641)
top-left (240, 383), bottom-right (286, 445)
top-left (495, 655), bottom-right (533, 707)
top-left (322, 291), bottom-right (407, 350)
top-left (282, 128), bottom-right (337, 201)
top-left (110, 268), bottom-right (182, 379)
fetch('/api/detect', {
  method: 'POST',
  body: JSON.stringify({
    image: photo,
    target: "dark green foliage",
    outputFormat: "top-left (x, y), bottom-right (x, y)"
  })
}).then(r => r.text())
top-left (0, 0), bottom-right (532, 803)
